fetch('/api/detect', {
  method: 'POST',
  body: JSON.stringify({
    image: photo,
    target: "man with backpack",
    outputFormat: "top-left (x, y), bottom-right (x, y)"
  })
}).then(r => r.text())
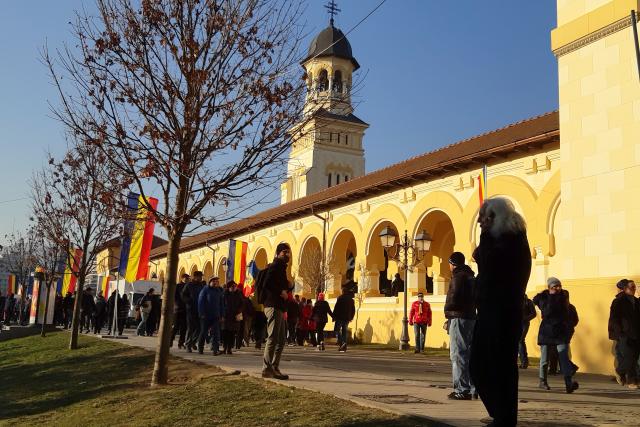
top-left (257, 243), bottom-right (292, 380)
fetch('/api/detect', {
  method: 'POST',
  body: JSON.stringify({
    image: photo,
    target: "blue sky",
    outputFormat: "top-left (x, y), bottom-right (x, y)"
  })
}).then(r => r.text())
top-left (0, 1), bottom-right (558, 240)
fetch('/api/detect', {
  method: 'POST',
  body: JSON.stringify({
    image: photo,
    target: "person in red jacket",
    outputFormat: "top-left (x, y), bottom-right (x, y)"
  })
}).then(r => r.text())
top-left (409, 292), bottom-right (432, 353)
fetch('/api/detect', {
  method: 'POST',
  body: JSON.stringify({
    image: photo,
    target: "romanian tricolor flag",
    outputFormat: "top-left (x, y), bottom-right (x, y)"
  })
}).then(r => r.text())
top-left (226, 239), bottom-right (248, 286)
top-left (118, 193), bottom-right (159, 283)
top-left (6, 274), bottom-right (16, 294)
top-left (478, 165), bottom-right (488, 205)
top-left (97, 275), bottom-right (111, 297)
top-left (61, 249), bottom-right (83, 294)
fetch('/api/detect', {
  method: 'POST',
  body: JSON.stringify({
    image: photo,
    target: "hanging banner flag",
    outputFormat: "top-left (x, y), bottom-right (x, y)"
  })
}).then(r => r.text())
top-left (61, 248), bottom-right (83, 295)
top-left (226, 239), bottom-right (248, 286)
top-left (6, 274), bottom-right (16, 294)
top-left (477, 164), bottom-right (488, 205)
top-left (97, 275), bottom-right (111, 297)
top-left (118, 193), bottom-right (159, 283)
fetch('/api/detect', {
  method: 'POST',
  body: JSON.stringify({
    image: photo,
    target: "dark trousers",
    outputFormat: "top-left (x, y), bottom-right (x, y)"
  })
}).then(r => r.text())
top-left (171, 311), bottom-right (187, 347)
top-left (81, 312), bottom-right (92, 332)
top-left (185, 310), bottom-right (201, 348)
top-left (470, 314), bottom-right (520, 427)
top-left (316, 321), bottom-right (327, 344)
top-left (223, 329), bottom-right (236, 351)
top-left (287, 319), bottom-right (297, 344)
top-left (198, 318), bottom-right (220, 353)
top-left (117, 317), bottom-right (126, 335)
top-left (93, 314), bottom-right (105, 334)
top-left (616, 336), bottom-right (640, 383)
top-left (518, 321), bottom-right (530, 366)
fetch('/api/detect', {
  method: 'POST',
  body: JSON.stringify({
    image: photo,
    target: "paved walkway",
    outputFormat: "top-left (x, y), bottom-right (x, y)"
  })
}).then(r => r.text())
top-left (120, 333), bottom-right (640, 426)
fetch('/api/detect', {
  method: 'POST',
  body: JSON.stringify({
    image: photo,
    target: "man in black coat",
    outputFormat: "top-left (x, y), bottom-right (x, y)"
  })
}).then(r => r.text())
top-left (533, 278), bottom-right (579, 393)
top-left (608, 279), bottom-right (640, 389)
top-left (182, 271), bottom-right (205, 352)
top-left (171, 273), bottom-right (189, 348)
top-left (333, 286), bottom-right (356, 353)
top-left (470, 198), bottom-right (531, 427)
top-left (261, 243), bottom-right (292, 380)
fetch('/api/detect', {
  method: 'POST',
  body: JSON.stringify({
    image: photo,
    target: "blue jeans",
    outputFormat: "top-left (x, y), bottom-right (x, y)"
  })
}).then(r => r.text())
top-left (136, 311), bottom-right (149, 336)
top-left (413, 324), bottom-right (427, 352)
top-left (198, 318), bottom-right (220, 352)
top-left (518, 321), bottom-right (530, 365)
top-left (335, 320), bottom-right (349, 347)
top-left (540, 343), bottom-right (573, 381)
top-left (449, 318), bottom-right (476, 394)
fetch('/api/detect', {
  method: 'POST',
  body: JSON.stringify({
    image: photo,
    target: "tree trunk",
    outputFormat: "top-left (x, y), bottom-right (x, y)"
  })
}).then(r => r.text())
top-left (68, 275), bottom-right (85, 349)
top-left (151, 233), bottom-right (181, 386)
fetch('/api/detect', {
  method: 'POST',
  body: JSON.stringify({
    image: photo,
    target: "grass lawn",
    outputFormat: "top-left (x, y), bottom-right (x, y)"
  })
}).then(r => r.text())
top-left (0, 332), bottom-right (432, 426)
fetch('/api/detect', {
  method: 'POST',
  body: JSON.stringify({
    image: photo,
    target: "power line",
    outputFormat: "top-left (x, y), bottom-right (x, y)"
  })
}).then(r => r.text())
top-left (0, 197), bottom-right (29, 205)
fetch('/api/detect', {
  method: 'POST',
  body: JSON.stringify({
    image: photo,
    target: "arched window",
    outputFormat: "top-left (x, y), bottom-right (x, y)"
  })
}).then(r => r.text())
top-left (318, 69), bottom-right (328, 91)
top-left (333, 70), bottom-right (343, 92)
top-left (336, 174), bottom-right (341, 184)
top-left (327, 173), bottom-right (332, 187)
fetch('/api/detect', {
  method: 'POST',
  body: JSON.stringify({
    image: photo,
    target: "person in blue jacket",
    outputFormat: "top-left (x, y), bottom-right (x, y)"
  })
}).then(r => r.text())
top-left (197, 277), bottom-right (225, 355)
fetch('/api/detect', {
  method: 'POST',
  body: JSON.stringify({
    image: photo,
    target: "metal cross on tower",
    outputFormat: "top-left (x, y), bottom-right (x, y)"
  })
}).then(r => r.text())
top-left (324, 0), bottom-right (340, 26)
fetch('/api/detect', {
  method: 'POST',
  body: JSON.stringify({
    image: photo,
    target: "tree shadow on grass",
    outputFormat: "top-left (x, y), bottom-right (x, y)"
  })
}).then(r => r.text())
top-left (0, 346), bottom-right (152, 419)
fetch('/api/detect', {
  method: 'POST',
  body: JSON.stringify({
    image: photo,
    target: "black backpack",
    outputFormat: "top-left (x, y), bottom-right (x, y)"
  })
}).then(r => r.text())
top-left (254, 264), bottom-right (270, 304)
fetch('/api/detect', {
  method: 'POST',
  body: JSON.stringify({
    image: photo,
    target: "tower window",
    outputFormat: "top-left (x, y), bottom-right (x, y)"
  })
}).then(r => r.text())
top-left (327, 173), bottom-right (332, 187)
top-left (345, 175), bottom-right (349, 182)
top-left (334, 70), bottom-right (343, 92)
top-left (336, 174), bottom-right (341, 184)
top-left (318, 69), bottom-right (328, 91)
top-left (344, 134), bottom-right (348, 145)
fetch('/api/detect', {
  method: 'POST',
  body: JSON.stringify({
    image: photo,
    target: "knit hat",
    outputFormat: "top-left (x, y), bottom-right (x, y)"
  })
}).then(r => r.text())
top-left (448, 252), bottom-right (465, 267)
top-left (547, 277), bottom-right (561, 288)
top-left (616, 279), bottom-right (629, 290)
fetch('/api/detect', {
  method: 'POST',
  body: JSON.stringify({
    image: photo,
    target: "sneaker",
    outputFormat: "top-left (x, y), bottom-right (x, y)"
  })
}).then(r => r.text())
top-left (262, 367), bottom-right (275, 378)
top-left (538, 380), bottom-right (551, 391)
top-left (447, 392), bottom-right (472, 400)
top-left (339, 343), bottom-right (347, 353)
top-left (565, 381), bottom-right (579, 394)
top-left (273, 368), bottom-right (289, 380)
top-left (615, 373), bottom-right (626, 386)
top-left (628, 383), bottom-right (639, 390)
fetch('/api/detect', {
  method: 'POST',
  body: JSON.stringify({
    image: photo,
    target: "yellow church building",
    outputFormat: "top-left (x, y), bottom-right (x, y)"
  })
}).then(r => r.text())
top-left (102, 1), bottom-right (640, 376)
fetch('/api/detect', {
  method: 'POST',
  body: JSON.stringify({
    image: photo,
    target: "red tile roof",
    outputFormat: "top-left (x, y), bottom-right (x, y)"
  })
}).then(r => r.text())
top-left (151, 111), bottom-right (559, 259)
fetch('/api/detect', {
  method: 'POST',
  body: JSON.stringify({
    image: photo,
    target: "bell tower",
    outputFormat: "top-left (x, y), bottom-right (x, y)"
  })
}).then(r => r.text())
top-left (281, 2), bottom-right (369, 204)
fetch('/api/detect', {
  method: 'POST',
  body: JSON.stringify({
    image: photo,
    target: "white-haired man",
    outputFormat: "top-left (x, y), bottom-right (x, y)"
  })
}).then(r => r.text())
top-left (470, 198), bottom-right (532, 427)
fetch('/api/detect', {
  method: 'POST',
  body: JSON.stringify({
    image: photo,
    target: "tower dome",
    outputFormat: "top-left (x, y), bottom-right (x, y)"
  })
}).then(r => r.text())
top-left (302, 25), bottom-right (360, 70)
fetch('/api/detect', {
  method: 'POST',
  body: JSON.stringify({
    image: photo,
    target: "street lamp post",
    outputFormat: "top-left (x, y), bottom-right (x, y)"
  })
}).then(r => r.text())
top-left (379, 227), bottom-right (432, 351)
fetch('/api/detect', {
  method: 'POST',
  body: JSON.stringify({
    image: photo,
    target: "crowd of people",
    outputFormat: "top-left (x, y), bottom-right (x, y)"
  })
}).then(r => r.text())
top-left (0, 291), bottom-right (31, 326)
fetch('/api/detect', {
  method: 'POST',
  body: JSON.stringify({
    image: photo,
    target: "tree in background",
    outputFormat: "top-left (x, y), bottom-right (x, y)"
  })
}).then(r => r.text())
top-left (45, 0), bottom-right (308, 385)
top-left (31, 140), bottom-right (125, 350)
top-left (1, 230), bottom-right (37, 324)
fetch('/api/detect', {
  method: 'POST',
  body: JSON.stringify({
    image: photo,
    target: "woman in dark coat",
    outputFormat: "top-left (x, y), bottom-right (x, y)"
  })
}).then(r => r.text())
top-left (312, 293), bottom-right (333, 351)
top-left (533, 277), bottom-right (578, 393)
top-left (223, 281), bottom-right (243, 354)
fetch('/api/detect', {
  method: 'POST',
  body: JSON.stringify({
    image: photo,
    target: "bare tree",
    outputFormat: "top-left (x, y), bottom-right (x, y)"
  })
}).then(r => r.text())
top-left (31, 141), bottom-right (125, 350)
top-left (44, 0), bottom-right (308, 385)
top-left (1, 229), bottom-right (37, 323)
top-left (31, 233), bottom-right (66, 337)
top-left (297, 246), bottom-right (337, 297)
top-left (353, 264), bottom-right (372, 343)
